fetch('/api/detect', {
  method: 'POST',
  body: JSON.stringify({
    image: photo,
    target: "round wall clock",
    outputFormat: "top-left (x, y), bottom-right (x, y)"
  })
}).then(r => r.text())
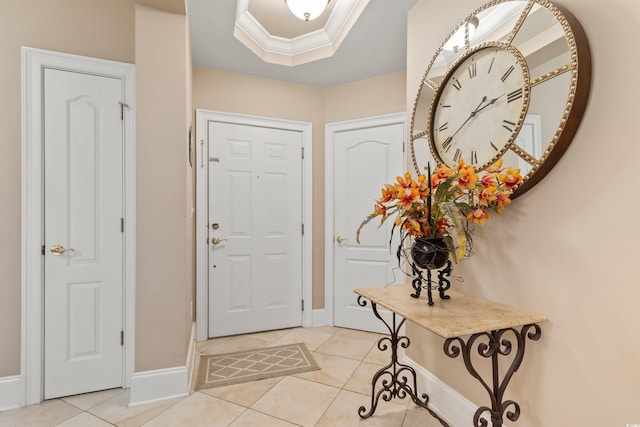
top-left (409, 0), bottom-right (591, 198)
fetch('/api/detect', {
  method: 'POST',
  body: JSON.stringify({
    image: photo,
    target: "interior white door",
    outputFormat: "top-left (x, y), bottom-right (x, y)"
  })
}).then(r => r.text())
top-left (43, 68), bottom-right (124, 399)
top-left (207, 121), bottom-right (303, 337)
top-left (332, 118), bottom-right (405, 332)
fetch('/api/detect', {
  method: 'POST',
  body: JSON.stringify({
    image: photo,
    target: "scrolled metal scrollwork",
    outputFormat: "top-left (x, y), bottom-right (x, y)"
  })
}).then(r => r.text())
top-left (443, 324), bottom-right (542, 427)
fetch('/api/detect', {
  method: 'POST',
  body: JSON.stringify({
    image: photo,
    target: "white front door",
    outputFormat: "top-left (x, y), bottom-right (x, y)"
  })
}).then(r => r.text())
top-left (329, 115), bottom-right (405, 332)
top-left (207, 121), bottom-right (303, 337)
top-left (43, 68), bottom-right (124, 399)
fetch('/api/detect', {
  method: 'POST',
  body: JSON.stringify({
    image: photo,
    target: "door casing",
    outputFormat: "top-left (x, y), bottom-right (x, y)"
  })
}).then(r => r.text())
top-left (195, 109), bottom-right (313, 342)
top-left (21, 47), bottom-right (136, 405)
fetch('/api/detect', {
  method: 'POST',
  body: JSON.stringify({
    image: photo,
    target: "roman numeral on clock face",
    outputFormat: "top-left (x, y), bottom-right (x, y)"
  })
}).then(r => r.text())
top-left (470, 150), bottom-right (477, 164)
top-left (490, 141), bottom-right (499, 151)
top-left (507, 88), bottom-right (523, 103)
top-left (501, 65), bottom-right (515, 82)
top-left (468, 62), bottom-right (477, 79)
top-left (452, 77), bottom-right (462, 91)
top-left (438, 122), bottom-right (449, 132)
top-left (453, 148), bottom-right (462, 162)
top-left (502, 120), bottom-right (516, 132)
top-left (442, 136), bottom-right (453, 152)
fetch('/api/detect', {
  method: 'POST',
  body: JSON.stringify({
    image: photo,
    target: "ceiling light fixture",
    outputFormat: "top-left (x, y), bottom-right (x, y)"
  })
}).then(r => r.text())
top-left (285, 0), bottom-right (330, 22)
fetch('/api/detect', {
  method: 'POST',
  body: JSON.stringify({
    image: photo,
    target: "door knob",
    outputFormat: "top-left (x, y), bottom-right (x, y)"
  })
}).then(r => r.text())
top-left (336, 235), bottom-right (346, 244)
top-left (211, 237), bottom-right (228, 245)
top-left (50, 244), bottom-right (75, 256)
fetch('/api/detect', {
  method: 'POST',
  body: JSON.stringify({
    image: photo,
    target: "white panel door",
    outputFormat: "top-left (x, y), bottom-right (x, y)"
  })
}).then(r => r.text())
top-left (332, 119), bottom-right (405, 332)
top-left (43, 68), bottom-right (124, 399)
top-left (208, 121), bottom-right (302, 337)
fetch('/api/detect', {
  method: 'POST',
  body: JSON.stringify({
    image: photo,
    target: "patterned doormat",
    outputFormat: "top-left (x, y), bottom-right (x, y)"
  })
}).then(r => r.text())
top-left (195, 342), bottom-right (319, 390)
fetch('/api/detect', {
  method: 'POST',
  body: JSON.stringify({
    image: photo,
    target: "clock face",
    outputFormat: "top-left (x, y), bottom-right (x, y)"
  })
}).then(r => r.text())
top-left (431, 45), bottom-right (529, 170)
top-left (409, 0), bottom-right (591, 198)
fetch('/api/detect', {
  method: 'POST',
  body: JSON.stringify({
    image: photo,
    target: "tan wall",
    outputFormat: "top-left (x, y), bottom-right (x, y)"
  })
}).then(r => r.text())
top-left (135, 4), bottom-right (192, 371)
top-left (406, 1), bottom-right (640, 425)
top-left (0, 0), bottom-right (135, 378)
top-left (192, 69), bottom-right (406, 308)
top-left (0, 0), bottom-right (193, 377)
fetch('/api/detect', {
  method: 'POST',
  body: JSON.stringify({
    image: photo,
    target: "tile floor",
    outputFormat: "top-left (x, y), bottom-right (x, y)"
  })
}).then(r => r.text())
top-left (0, 326), bottom-right (447, 427)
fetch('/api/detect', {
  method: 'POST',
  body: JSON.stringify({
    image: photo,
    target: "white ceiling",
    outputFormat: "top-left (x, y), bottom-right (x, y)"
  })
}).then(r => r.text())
top-left (187, 0), bottom-right (418, 87)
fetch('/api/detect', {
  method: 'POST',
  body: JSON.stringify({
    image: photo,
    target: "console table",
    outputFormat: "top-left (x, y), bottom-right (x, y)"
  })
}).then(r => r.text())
top-left (354, 284), bottom-right (546, 427)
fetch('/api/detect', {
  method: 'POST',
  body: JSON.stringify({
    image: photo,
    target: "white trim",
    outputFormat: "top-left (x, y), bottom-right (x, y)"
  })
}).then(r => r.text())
top-left (324, 113), bottom-right (406, 328)
top-left (186, 322), bottom-right (197, 393)
top-left (129, 367), bottom-right (188, 407)
top-left (403, 355), bottom-right (489, 427)
top-left (312, 308), bottom-right (328, 327)
top-left (21, 47), bottom-right (136, 406)
top-left (195, 109), bottom-right (313, 341)
top-left (0, 376), bottom-right (22, 412)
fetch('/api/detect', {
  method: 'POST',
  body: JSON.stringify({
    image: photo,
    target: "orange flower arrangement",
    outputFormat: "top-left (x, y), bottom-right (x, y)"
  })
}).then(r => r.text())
top-left (356, 159), bottom-right (520, 262)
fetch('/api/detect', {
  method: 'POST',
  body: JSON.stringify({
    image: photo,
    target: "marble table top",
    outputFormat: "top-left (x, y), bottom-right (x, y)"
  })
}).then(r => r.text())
top-left (354, 284), bottom-right (547, 338)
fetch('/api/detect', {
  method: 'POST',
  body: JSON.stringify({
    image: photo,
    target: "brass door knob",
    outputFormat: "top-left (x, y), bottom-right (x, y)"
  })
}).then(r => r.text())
top-left (211, 237), bottom-right (228, 245)
top-left (50, 244), bottom-right (75, 256)
top-left (336, 235), bottom-right (346, 244)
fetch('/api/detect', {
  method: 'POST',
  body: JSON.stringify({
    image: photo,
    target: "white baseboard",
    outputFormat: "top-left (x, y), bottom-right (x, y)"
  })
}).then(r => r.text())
top-left (129, 366), bottom-right (188, 407)
top-left (312, 308), bottom-right (328, 326)
top-left (0, 375), bottom-right (22, 412)
top-left (129, 323), bottom-right (196, 407)
top-left (403, 355), bottom-right (490, 427)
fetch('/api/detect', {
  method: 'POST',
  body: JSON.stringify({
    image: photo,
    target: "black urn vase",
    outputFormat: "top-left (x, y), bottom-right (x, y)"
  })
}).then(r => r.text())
top-left (411, 237), bottom-right (449, 270)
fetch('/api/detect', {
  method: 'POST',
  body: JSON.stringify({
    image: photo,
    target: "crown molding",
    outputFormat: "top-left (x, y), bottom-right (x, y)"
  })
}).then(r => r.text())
top-left (234, 0), bottom-right (369, 66)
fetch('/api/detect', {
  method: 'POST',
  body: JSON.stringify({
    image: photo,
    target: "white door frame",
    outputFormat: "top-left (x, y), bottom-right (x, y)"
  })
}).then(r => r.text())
top-left (324, 113), bottom-right (406, 326)
top-left (21, 47), bottom-right (136, 405)
top-left (195, 109), bottom-right (313, 341)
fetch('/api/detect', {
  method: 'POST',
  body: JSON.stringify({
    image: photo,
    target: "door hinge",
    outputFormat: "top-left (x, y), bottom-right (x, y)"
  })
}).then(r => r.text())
top-left (120, 330), bottom-right (124, 346)
top-left (41, 245), bottom-right (45, 255)
top-left (301, 223), bottom-right (304, 236)
top-left (121, 218), bottom-right (124, 233)
top-left (301, 299), bottom-right (305, 311)
top-left (119, 101), bottom-right (129, 120)
top-left (301, 147), bottom-right (304, 159)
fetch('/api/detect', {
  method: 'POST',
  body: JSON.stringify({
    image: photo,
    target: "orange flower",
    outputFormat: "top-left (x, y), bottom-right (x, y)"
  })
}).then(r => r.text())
top-left (499, 168), bottom-right (522, 189)
top-left (417, 174), bottom-right (430, 197)
top-left (457, 165), bottom-right (478, 190)
top-left (485, 158), bottom-right (503, 174)
top-left (396, 172), bottom-right (415, 189)
top-left (373, 203), bottom-right (387, 222)
top-left (481, 172), bottom-right (498, 188)
top-left (378, 183), bottom-right (395, 203)
top-left (396, 187), bottom-right (419, 210)
top-left (478, 187), bottom-right (497, 207)
top-left (495, 190), bottom-right (512, 214)
top-left (467, 209), bottom-right (492, 225)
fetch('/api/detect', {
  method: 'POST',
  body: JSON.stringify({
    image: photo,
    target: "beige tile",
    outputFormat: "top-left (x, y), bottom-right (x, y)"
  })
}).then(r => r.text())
top-left (403, 404), bottom-right (450, 427)
top-left (315, 389), bottom-right (407, 427)
top-left (334, 327), bottom-right (384, 342)
top-left (315, 334), bottom-right (375, 361)
top-left (251, 376), bottom-right (340, 427)
top-left (0, 399), bottom-right (81, 427)
top-left (269, 328), bottom-right (332, 351)
top-left (241, 329), bottom-right (292, 343)
top-left (55, 412), bottom-right (114, 427)
top-left (228, 409), bottom-right (299, 427)
top-left (62, 388), bottom-right (125, 410)
top-left (142, 392), bottom-right (245, 427)
top-left (292, 352), bottom-right (360, 388)
top-left (306, 325), bottom-right (340, 335)
top-left (198, 335), bottom-right (272, 355)
top-left (87, 390), bottom-right (183, 427)
top-left (198, 376), bottom-right (282, 407)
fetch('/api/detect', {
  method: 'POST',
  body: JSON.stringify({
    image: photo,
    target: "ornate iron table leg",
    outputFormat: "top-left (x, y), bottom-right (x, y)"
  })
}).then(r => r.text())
top-left (443, 324), bottom-right (542, 427)
top-left (357, 296), bottom-right (449, 426)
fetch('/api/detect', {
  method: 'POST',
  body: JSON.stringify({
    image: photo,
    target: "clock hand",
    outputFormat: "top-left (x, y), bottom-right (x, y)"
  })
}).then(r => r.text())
top-left (474, 93), bottom-right (506, 114)
top-left (449, 96), bottom-right (487, 140)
